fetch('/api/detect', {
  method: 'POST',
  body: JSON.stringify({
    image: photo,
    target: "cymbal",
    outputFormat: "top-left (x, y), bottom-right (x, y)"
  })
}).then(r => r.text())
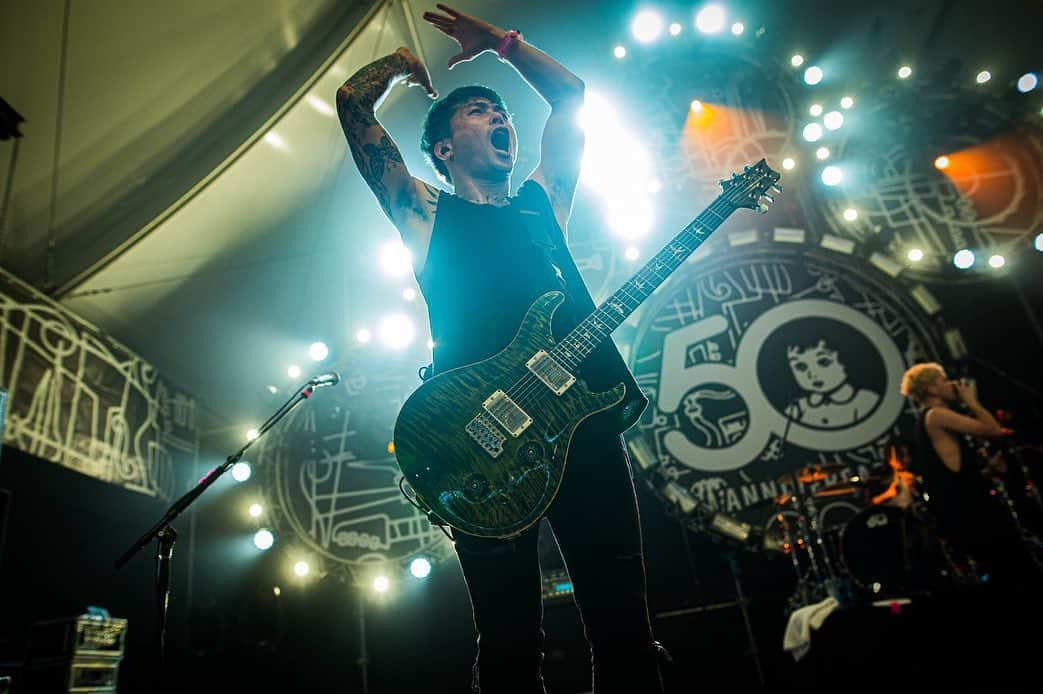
top-left (778, 463), bottom-right (847, 485)
top-left (813, 483), bottom-right (861, 498)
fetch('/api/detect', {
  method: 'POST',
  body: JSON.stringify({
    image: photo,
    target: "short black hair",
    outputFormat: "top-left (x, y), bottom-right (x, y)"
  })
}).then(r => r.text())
top-left (420, 85), bottom-right (509, 185)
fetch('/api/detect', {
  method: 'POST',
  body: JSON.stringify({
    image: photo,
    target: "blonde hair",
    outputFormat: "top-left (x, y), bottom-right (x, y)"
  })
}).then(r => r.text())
top-left (900, 362), bottom-right (946, 406)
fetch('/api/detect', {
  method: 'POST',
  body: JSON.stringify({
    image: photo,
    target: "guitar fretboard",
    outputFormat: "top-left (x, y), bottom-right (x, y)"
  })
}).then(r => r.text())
top-left (550, 196), bottom-right (737, 371)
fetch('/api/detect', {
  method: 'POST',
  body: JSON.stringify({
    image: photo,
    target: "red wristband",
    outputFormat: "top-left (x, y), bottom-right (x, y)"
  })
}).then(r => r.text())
top-left (496, 30), bottom-right (522, 60)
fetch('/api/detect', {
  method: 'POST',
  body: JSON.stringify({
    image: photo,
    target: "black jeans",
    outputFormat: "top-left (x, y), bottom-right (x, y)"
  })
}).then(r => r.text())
top-left (454, 420), bottom-right (664, 693)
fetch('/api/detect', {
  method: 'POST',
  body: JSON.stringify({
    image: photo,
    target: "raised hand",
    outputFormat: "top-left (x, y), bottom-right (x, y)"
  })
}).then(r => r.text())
top-left (422, 4), bottom-right (503, 69)
top-left (395, 46), bottom-right (438, 98)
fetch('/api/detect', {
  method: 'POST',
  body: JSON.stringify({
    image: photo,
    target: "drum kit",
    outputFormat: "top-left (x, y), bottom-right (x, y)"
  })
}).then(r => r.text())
top-left (759, 462), bottom-right (974, 608)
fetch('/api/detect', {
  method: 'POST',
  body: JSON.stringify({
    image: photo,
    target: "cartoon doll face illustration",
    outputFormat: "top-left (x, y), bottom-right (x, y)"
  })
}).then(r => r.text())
top-left (787, 340), bottom-right (847, 394)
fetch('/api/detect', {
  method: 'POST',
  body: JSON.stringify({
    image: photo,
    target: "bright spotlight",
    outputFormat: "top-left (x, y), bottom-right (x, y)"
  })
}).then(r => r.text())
top-left (988, 254), bottom-right (1006, 268)
top-left (647, 179), bottom-right (661, 193)
top-left (935, 155), bottom-right (950, 170)
top-left (953, 249), bottom-right (975, 269)
top-left (379, 314), bottom-right (415, 349)
top-left (908, 248), bottom-right (924, 262)
top-left (802, 123), bottom-right (823, 142)
top-left (823, 111), bottom-right (844, 130)
top-left (821, 166), bottom-right (843, 186)
top-left (254, 529), bottom-right (274, 551)
top-left (246, 428), bottom-right (260, 441)
top-left (782, 157), bottom-right (796, 170)
top-left (373, 575), bottom-right (390, 593)
top-left (266, 385), bottom-right (279, 395)
top-left (308, 341), bottom-right (329, 361)
top-left (426, 339), bottom-right (435, 349)
top-left (379, 241), bottom-right (413, 278)
top-left (294, 561), bottom-right (310, 577)
top-left (695, 5), bottom-right (726, 34)
top-left (410, 557), bottom-right (432, 579)
top-left (249, 503), bottom-right (263, 518)
top-left (669, 22), bottom-right (682, 36)
top-left (731, 22), bottom-right (744, 35)
top-left (356, 328), bottom-right (372, 343)
top-left (1035, 232), bottom-right (1043, 251)
top-left (287, 364), bottom-right (302, 379)
top-left (690, 99), bottom-right (704, 113)
top-left (840, 96), bottom-right (854, 109)
top-left (898, 65), bottom-right (912, 79)
top-left (843, 208), bottom-right (858, 222)
top-left (624, 246), bottom-right (640, 261)
top-left (1017, 73), bottom-right (1039, 93)
top-left (976, 70), bottom-right (992, 84)
top-left (803, 66), bottom-right (823, 85)
top-left (809, 103), bottom-right (823, 117)
top-left (232, 462), bottom-right (252, 482)
top-left (402, 287), bottom-right (417, 301)
top-left (816, 147), bottom-right (830, 160)
top-left (791, 54), bottom-right (804, 67)
top-left (613, 45), bottom-right (627, 59)
top-left (631, 10), bottom-right (664, 43)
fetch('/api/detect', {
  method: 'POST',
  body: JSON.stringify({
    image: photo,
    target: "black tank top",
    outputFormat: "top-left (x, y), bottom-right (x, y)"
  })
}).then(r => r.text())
top-left (415, 180), bottom-right (647, 432)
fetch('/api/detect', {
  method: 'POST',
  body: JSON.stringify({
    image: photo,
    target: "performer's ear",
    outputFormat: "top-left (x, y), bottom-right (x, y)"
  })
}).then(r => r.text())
top-left (435, 141), bottom-right (453, 162)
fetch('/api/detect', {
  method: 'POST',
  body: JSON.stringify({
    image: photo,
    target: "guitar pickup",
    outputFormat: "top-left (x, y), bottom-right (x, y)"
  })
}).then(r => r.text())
top-left (526, 350), bottom-right (576, 396)
top-left (482, 390), bottom-right (532, 438)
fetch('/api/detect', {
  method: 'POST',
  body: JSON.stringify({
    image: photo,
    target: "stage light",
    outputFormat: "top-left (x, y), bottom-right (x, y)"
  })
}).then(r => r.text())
top-left (988, 254), bottom-right (1006, 268)
top-left (254, 529), bottom-right (274, 551)
top-left (809, 103), bottom-right (823, 117)
top-left (402, 287), bottom-right (417, 301)
top-left (669, 22), bottom-right (682, 36)
top-left (953, 249), bottom-right (975, 269)
top-left (246, 428), bottom-right (259, 441)
top-left (1035, 232), bottom-right (1043, 251)
top-left (907, 248), bottom-right (924, 262)
top-left (264, 131), bottom-right (288, 151)
top-left (631, 10), bottom-right (664, 43)
top-left (356, 328), bottom-right (372, 343)
top-left (294, 561), bottom-right (310, 577)
top-left (816, 147), bottom-right (830, 160)
top-left (898, 65), bottom-right (912, 79)
top-left (305, 94), bottom-right (334, 117)
top-left (249, 503), bottom-right (263, 518)
top-left (380, 314), bottom-right (415, 349)
top-left (731, 22), bottom-right (744, 35)
top-left (695, 5), bottom-right (726, 34)
top-left (823, 110), bottom-right (844, 130)
top-left (840, 96), bottom-right (854, 109)
top-left (976, 70), bottom-right (992, 84)
top-left (266, 385), bottom-right (279, 395)
top-left (791, 54), bottom-right (804, 67)
top-left (287, 364), bottom-right (302, 379)
top-left (647, 179), bottom-right (661, 193)
top-left (232, 462), bottom-right (252, 482)
top-left (613, 45), bottom-right (627, 59)
top-left (690, 99), bottom-right (704, 113)
top-left (843, 208), bottom-right (858, 221)
top-left (782, 157), bottom-right (796, 170)
top-left (379, 240), bottom-right (413, 278)
top-left (273, 586), bottom-right (281, 597)
top-left (934, 155), bottom-right (950, 170)
top-left (308, 341), bottom-right (329, 361)
top-left (410, 558), bottom-right (432, 579)
top-left (821, 166), bottom-right (843, 186)
top-left (802, 123), bottom-right (823, 142)
top-left (624, 246), bottom-right (640, 261)
top-left (1017, 73), bottom-right (1038, 92)
top-left (803, 66), bottom-right (823, 85)
top-left (373, 575), bottom-right (390, 593)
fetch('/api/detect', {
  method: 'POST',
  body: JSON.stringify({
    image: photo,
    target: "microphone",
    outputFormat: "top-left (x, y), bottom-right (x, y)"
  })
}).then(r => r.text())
top-left (309, 372), bottom-right (341, 388)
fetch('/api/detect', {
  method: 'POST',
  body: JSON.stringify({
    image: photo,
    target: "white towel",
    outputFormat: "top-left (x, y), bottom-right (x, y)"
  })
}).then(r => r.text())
top-left (782, 596), bottom-right (840, 661)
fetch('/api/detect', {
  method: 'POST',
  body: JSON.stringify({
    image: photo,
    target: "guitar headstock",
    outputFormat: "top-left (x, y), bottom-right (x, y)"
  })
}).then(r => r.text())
top-left (719, 159), bottom-right (783, 214)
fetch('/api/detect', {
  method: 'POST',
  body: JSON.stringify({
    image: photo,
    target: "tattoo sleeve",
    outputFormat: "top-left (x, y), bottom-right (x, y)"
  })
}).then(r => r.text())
top-left (336, 52), bottom-right (414, 219)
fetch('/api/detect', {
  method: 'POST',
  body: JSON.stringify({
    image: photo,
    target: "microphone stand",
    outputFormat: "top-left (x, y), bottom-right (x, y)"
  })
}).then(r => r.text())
top-left (114, 373), bottom-right (339, 684)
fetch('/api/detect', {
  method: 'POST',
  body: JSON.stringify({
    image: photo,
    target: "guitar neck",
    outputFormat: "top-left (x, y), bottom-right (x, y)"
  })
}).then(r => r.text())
top-left (551, 195), bottom-right (737, 370)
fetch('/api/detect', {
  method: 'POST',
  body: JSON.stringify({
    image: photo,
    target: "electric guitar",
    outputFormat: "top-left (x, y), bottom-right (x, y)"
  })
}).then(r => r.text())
top-left (393, 160), bottom-right (782, 538)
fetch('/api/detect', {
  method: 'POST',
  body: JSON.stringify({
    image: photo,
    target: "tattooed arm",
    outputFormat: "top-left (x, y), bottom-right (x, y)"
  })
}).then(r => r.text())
top-left (336, 47), bottom-right (440, 259)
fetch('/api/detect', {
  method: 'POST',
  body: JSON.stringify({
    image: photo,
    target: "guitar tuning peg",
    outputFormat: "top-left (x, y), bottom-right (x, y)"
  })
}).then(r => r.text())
top-left (772, 183), bottom-right (783, 193)
top-left (718, 178), bottom-right (729, 186)
top-left (760, 193), bottom-right (774, 204)
top-left (732, 173), bottom-right (740, 179)
top-left (757, 202), bottom-right (770, 214)
top-left (743, 166), bottom-right (751, 172)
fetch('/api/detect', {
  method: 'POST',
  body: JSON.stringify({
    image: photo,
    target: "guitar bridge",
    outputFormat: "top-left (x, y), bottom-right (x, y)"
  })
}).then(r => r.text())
top-left (466, 413), bottom-right (506, 458)
top-left (482, 390), bottom-right (532, 437)
top-left (526, 350), bottom-right (575, 396)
